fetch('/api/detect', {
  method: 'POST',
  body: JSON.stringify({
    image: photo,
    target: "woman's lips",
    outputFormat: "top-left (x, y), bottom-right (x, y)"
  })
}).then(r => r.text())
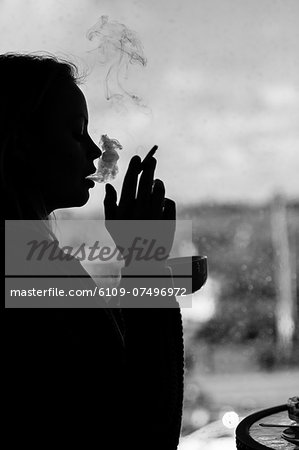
top-left (84, 178), bottom-right (95, 187)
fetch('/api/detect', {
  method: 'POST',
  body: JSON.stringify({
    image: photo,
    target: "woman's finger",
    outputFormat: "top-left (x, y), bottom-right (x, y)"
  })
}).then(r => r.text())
top-left (136, 157), bottom-right (156, 212)
top-left (104, 183), bottom-right (118, 220)
top-left (151, 179), bottom-right (165, 219)
top-left (118, 155), bottom-right (141, 212)
top-left (162, 198), bottom-right (176, 221)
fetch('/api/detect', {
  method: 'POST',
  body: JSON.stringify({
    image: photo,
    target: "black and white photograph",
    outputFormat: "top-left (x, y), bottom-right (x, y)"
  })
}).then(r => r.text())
top-left (2, 1), bottom-right (298, 449)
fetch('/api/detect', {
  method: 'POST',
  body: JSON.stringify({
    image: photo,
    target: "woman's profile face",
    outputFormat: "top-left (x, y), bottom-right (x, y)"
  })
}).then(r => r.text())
top-left (28, 80), bottom-right (101, 213)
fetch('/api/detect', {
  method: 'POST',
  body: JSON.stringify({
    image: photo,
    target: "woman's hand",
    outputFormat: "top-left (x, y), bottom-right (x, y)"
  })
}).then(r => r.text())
top-left (103, 154), bottom-right (176, 268)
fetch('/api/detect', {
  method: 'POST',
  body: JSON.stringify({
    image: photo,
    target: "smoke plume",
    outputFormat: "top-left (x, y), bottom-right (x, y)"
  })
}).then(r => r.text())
top-left (86, 15), bottom-right (147, 106)
top-left (86, 134), bottom-right (123, 183)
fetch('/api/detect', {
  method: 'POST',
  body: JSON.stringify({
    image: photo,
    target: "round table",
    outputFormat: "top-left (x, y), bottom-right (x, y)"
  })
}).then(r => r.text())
top-left (236, 404), bottom-right (298, 449)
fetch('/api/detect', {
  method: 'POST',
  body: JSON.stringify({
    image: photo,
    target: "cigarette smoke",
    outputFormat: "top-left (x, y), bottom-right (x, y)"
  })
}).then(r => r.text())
top-left (86, 15), bottom-right (147, 106)
top-left (87, 134), bottom-right (123, 183)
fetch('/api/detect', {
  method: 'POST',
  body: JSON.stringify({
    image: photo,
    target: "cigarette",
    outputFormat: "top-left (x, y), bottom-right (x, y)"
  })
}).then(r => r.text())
top-left (140, 145), bottom-right (158, 170)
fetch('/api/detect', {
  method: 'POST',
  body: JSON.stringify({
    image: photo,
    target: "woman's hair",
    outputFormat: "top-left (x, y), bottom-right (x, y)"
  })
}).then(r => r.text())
top-left (0, 52), bottom-right (83, 222)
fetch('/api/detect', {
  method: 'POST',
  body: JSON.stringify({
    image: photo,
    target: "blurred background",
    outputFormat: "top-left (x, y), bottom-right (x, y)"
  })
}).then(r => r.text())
top-left (1, 0), bottom-right (298, 448)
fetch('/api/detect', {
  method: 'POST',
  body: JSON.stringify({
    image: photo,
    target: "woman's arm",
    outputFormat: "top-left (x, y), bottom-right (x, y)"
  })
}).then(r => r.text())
top-left (103, 149), bottom-right (184, 448)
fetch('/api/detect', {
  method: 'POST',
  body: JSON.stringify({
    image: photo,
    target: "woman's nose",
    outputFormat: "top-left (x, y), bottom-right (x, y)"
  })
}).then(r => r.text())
top-left (87, 136), bottom-right (102, 159)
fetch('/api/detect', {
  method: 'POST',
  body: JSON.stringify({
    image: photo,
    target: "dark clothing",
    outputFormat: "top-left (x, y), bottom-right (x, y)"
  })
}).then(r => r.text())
top-left (5, 242), bottom-right (184, 449)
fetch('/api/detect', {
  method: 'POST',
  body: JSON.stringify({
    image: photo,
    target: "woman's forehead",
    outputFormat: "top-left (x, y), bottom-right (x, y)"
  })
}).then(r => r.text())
top-left (48, 81), bottom-right (88, 122)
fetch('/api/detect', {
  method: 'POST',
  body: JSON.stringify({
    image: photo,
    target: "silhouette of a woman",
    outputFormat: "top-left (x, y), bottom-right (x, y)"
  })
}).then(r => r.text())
top-left (2, 53), bottom-right (184, 449)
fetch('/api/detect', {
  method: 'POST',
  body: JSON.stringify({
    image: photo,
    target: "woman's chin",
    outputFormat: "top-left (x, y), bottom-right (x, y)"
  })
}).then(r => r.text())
top-left (62, 191), bottom-right (90, 209)
top-left (77, 190), bottom-right (90, 206)
top-left (49, 182), bottom-right (94, 210)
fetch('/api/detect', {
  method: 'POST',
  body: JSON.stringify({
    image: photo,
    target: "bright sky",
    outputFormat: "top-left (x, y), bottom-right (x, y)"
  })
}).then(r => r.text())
top-left (1, 0), bottom-right (298, 212)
